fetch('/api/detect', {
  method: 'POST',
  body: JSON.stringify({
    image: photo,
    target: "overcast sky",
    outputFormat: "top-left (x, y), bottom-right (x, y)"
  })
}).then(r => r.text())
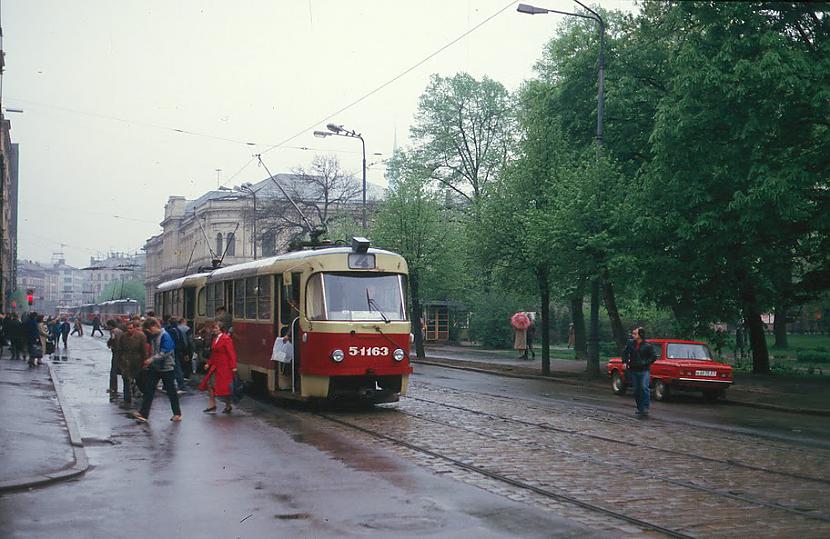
top-left (5, 0), bottom-right (635, 267)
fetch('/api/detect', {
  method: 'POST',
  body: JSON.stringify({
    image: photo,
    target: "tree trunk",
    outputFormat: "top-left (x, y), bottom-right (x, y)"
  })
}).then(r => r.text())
top-left (410, 271), bottom-right (425, 361)
top-left (570, 292), bottom-right (587, 361)
top-left (536, 266), bottom-right (550, 377)
top-left (738, 270), bottom-right (770, 374)
top-left (586, 278), bottom-right (601, 378)
top-left (601, 271), bottom-right (626, 353)
top-left (773, 304), bottom-right (788, 349)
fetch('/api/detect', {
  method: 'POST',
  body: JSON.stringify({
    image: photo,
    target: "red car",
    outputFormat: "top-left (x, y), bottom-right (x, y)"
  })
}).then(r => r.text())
top-left (607, 339), bottom-right (733, 401)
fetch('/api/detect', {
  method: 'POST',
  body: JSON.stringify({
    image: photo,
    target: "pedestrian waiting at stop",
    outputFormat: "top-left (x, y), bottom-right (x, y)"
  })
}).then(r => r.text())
top-left (106, 320), bottom-right (124, 402)
top-left (622, 327), bottom-right (657, 419)
top-left (131, 317), bottom-right (182, 423)
top-left (8, 313), bottom-right (24, 361)
top-left (60, 317), bottom-right (70, 351)
top-left (118, 320), bottom-right (146, 410)
top-left (199, 321), bottom-right (237, 414)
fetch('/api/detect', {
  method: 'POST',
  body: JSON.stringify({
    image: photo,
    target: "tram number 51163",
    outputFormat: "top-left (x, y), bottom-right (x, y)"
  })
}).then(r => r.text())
top-left (349, 346), bottom-right (389, 357)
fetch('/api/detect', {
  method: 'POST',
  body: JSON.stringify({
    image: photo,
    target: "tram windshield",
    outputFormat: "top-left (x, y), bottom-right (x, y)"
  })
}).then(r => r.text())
top-left (307, 272), bottom-right (407, 321)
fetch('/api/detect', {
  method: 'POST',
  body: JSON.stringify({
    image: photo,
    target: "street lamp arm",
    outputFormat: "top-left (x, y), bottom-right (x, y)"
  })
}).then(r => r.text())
top-left (517, 3), bottom-right (598, 23)
top-left (572, 0), bottom-right (604, 26)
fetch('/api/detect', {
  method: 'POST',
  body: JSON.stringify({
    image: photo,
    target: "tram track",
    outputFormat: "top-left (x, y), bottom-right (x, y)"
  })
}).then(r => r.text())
top-left (315, 411), bottom-right (695, 539)
top-left (416, 373), bottom-right (829, 453)
top-left (313, 403), bottom-right (830, 538)
top-left (407, 393), bottom-right (830, 487)
top-left (392, 399), bottom-right (830, 524)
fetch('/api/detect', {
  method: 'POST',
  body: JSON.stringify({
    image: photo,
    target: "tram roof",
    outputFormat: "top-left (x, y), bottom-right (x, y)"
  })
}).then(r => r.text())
top-left (206, 247), bottom-right (404, 281)
top-left (99, 299), bottom-right (139, 305)
top-left (156, 272), bottom-right (211, 292)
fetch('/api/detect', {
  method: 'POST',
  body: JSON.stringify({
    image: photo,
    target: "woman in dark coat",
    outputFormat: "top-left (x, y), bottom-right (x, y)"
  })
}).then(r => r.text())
top-left (199, 322), bottom-right (237, 414)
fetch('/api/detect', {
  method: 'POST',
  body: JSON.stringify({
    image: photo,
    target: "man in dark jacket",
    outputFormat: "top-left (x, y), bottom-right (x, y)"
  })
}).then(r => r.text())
top-left (622, 327), bottom-right (656, 418)
top-left (7, 313), bottom-right (23, 360)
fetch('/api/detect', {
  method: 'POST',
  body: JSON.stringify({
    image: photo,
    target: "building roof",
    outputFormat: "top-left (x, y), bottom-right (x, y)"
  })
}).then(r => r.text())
top-left (183, 173), bottom-right (386, 216)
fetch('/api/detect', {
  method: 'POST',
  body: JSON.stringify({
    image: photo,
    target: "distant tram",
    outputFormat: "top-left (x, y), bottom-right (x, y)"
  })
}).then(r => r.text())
top-left (63, 299), bottom-right (141, 325)
top-left (154, 239), bottom-right (413, 403)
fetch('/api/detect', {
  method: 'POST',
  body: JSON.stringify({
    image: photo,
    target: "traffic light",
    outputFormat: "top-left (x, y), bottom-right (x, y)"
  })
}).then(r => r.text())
top-left (26, 289), bottom-right (34, 306)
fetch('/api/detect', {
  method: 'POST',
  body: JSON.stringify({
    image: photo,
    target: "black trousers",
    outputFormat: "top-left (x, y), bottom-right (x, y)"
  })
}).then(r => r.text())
top-left (138, 369), bottom-right (181, 417)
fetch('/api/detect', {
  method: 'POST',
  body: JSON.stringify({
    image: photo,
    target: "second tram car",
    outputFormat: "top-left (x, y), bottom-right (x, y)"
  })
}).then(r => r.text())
top-left (154, 240), bottom-right (412, 403)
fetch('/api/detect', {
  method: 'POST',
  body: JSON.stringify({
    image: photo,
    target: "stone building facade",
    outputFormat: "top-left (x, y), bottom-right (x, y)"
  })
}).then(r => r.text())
top-left (143, 172), bottom-right (383, 311)
top-left (0, 118), bottom-right (19, 312)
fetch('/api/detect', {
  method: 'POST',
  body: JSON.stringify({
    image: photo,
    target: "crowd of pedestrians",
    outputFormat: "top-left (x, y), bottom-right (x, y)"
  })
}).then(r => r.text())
top-left (0, 308), bottom-right (239, 425)
top-left (0, 312), bottom-right (72, 366)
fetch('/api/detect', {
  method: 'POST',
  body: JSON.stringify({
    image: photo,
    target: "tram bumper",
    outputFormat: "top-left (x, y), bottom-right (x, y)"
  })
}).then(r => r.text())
top-left (329, 375), bottom-right (403, 403)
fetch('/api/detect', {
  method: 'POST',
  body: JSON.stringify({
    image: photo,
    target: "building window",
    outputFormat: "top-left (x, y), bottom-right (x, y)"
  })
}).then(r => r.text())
top-left (226, 233), bottom-right (236, 257)
top-left (261, 231), bottom-right (276, 257)
top-left (216, 233), bottom-right (223, 256)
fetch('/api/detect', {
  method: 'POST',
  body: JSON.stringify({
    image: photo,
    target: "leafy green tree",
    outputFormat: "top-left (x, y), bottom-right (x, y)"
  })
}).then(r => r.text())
top-left (640, 2), bottom-right (830, 373)
top-left (410, 72), bottom-right (517, 205)
top-left (98, 279), bottom-right (145, 310)
top-left (372, 150), bottom-right (466, 360)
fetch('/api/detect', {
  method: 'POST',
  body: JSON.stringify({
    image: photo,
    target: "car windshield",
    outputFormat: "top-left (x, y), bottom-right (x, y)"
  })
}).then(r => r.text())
top-left (666, 343), bottom-right (712, 360)
top-left (307, 272), bottom-right (407, 322)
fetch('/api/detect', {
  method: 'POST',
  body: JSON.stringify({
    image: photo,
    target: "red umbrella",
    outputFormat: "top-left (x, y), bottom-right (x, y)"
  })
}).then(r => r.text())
top-left (511, 312), bottom-right (531, 330)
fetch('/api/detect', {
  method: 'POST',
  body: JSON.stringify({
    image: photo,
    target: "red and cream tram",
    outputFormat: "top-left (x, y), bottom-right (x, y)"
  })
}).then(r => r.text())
top-left (154, 239), bottom-right (412, 403)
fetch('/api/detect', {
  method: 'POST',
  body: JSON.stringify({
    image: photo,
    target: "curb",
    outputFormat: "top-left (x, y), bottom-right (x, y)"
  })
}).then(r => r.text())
top-left (0, 364), bottom-right (89, 492)
top-left (417, 357), bottom-right (830, 418)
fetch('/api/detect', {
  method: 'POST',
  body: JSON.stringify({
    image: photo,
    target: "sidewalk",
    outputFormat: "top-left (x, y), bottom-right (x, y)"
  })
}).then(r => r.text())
top-left (421, 343), bottom-right (830, 416)
top-left (0, 358), bottom-right (87, 491)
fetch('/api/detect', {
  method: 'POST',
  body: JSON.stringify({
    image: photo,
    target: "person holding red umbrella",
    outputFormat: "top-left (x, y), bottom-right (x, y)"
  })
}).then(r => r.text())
top-left (511, 312), bottom-right (531, 360)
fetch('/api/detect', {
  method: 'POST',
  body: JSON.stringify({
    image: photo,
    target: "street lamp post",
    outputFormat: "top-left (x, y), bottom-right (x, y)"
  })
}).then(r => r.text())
top-left (313, 123), bottom-right (367, 231)
top-left (518, 2), bottom-right (606, 373)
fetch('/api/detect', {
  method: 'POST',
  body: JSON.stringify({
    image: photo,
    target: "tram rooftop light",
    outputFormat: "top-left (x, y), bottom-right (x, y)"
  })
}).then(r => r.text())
top-left (351, 237), bottom-right (370, 253)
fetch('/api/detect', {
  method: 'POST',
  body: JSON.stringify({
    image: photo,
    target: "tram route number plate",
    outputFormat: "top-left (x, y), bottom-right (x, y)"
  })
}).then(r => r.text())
top-left (695, 370), bottom-right (717, 377)
top-left (349, 346), bottom-right (389, 357)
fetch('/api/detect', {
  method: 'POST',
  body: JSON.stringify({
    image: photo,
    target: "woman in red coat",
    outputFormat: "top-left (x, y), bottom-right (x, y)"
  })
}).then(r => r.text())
top-left (199, 322), bottom-right (237, 414)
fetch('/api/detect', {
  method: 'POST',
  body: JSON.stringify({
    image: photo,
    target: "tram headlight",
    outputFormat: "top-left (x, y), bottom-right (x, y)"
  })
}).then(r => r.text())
top-left (393, 348), bottom-right (405, 362)
top-left (331, 349), bottom-right (345, 363)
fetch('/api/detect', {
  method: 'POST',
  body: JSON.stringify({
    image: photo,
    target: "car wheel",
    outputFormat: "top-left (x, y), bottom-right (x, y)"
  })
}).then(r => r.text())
top-left (611, 371), bottom-right (626, 395)
top-left (702, 389), bottom-right (724, 402)
top-left (653, 379), bottom-right (670, 401)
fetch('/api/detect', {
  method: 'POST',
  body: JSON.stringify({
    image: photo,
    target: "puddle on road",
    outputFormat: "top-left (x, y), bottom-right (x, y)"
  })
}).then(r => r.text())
top-left (274, 513), bottom-right (310, 520)
top-left (81, 437), bottom-right (118, 446)
top-left (358, 514), bottom-right (444, 532)
top-left (256, 405), bottom-right (412, 477)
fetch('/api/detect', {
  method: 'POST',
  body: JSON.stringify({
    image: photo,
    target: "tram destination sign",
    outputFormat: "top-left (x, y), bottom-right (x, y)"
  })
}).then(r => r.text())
top-left (349, 253), bottom-right (375, 269)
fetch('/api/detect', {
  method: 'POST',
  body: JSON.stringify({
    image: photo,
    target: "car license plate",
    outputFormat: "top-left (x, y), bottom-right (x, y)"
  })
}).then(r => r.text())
top-left (695, 370), bottom-right (716, 377)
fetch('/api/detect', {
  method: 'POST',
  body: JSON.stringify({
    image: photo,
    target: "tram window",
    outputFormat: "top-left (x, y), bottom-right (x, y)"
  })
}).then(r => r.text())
top-left (279, 275), bottom-right (291, 325)
top-left (314, 273), bottom-right (406, 321)
top-left (245, 277), bottom-right (257, 319)
top-left (234, 280), bottom-right (245, 319)
top-left (214, 283), bottom-right (224, 312)
top-left (257, 276), bottom-right (271, 320)
top-left (206, 284), bottom-right (214, 316)
top-left (197, 287), bottom-right (206, 317)
top-left (172, 290), bottom-right (179, 317)
top-left (306, 273), bottom-right (325, 320)
top-left (184, 288), bottom-right (195, 319)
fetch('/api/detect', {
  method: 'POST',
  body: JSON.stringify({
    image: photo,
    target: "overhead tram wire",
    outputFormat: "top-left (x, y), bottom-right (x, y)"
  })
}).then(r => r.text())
top-left (254, 0), bottom-right (518, 159)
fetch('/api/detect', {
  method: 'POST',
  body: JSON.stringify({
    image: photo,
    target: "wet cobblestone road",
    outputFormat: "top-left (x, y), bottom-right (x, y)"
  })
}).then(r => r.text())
top-left (309, 381), bottom-right (830, 538)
